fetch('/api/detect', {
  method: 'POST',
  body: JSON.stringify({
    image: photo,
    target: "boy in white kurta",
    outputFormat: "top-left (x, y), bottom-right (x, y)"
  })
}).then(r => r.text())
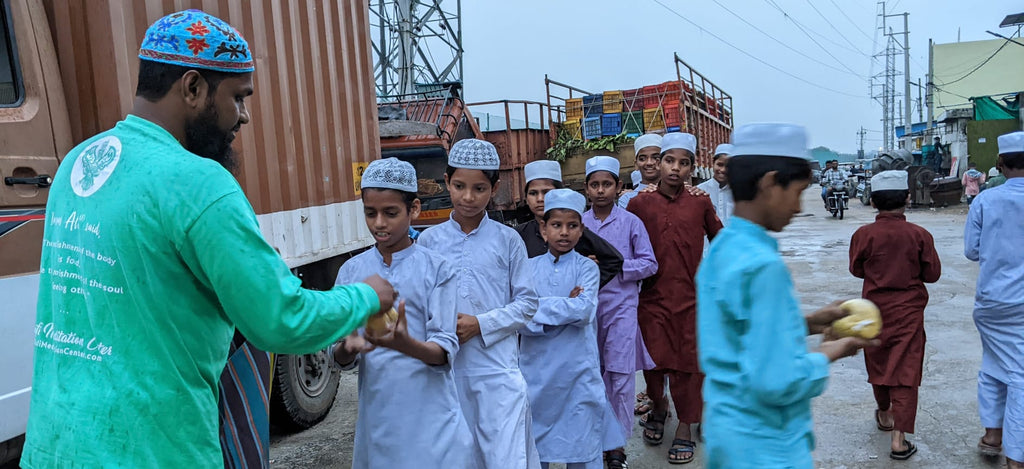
top-left (520, 189), bottom-right (625, 469)
top-left (331, 158), bottom-right (471, 469)
top-left (417, 139), bottom-right (541, 468)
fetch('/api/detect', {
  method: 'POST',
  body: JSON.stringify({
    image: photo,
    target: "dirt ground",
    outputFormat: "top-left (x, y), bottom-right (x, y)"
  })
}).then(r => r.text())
top-left (271, 188), bottom-right (1003, 468)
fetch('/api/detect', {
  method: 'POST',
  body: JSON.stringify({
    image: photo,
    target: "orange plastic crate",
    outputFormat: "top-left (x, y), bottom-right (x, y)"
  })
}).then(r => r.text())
top-left (642, 85), bottom-right (662, 110)
top-left (664, 103), bottom-right (681, 128)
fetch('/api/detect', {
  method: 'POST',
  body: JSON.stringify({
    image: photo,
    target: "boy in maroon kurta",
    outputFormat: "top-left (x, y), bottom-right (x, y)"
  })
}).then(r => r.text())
top-left (849, 170), bottom-right (941, 460)
top-left (628, 132), bottom-right (722, 464)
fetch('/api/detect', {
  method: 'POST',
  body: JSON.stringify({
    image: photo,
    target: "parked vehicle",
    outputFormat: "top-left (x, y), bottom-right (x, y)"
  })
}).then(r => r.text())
top-left (0, 0), bottom-right (382, 461)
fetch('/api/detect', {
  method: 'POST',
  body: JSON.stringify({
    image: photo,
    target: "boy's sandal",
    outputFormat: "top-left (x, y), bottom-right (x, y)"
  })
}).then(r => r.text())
top-left (641, 411), bottom-right (668, 446)
top-left (606, 449), bottom-right (628, 469)
top-left (889, 440), bottom-right (917, 460)
top-left (636, 391), bottom-right (648, 402)
top-left (635, 398), bottom-right (652, 415)
top-left (639, 409), bottom-right (672, 426)
top-left (978, 438), bottom-right (1002, 456)
top-left (875, 409), bottom-right (894, 431)
top-left (668, 439), bottom-right (696, 465)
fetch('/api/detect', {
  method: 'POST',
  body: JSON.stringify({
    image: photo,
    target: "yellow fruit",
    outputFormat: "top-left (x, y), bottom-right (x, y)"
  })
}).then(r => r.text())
top-left (365, 307), bottom-right (399, 336)
top-left (832, 299), bottom-right (882, 339)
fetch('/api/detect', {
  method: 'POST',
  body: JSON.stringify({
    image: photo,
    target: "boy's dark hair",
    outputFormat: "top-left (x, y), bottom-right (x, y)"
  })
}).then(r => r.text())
top-left (361, 187), bottom-right (418, 211)
top-left (661, 149), bottom-right (695, 164)
top-left (713, 153), bottom-right (728, 162)
top-left (968, 162), bottom-right (977, 168)
top-left (541, 208), bottom-right (582, 223)
top-left (727, 155), bottom-right (812, 202)
top-left (585, 171), bottom-right (620, 184)
top-left (1001, 152), bottom-right (1024, 170)
top-left (135, 59), bottom-right (234, 102)
top-left (445, 165), bottom-right (500, 185)
top-left (870, 189), bottom-right (908, 211)
top-left (525, 178), bottom-right (564, 193)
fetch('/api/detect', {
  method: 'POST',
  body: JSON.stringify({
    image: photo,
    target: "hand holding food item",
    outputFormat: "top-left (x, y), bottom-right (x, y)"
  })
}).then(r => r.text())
top-left (365, 307), bottom-right (399, 337)
top-left (831, 299), bottom-right (882, 339)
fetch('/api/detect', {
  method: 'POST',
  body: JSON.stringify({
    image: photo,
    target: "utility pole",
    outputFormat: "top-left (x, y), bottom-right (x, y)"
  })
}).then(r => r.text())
top-left (917, 78), bottom-right (923, 123)
top-left (371, 0), bottom-right (464, 98)
top-left (902, 13), bottom-right (912, 151)
top-left (858, 127), bottom-right (867, 159)
top-left (927, 39), bottom-right (934, 134)
top-left (872, 2), bottom-right (899, 151)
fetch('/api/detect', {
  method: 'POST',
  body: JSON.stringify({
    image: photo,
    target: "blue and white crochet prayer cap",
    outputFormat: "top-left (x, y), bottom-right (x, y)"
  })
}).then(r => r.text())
top-left (448, 139), bottom-right (501, 170)
top-left (361, 157), bottom-right (418, 193)
top-left (543, 189), bottom-right (586, 217)
top-left (525, 160), bottom-right (562, 183)
top-left (139, 10), bottom-right (254, 73)
top-left (586, 155), bottom-right (620, 177)
top-left (631, 170), bottom-right (642, 186)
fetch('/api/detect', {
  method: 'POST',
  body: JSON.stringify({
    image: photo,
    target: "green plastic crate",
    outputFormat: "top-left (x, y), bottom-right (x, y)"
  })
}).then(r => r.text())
top-left (622, 110), bottom-right (644, 135)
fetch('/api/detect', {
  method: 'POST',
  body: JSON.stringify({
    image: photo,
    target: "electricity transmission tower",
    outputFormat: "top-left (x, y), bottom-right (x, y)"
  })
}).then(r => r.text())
top-left (370, 0), bottom-right (464, 98)
top-left (871, 2), bottom-right (912, 151)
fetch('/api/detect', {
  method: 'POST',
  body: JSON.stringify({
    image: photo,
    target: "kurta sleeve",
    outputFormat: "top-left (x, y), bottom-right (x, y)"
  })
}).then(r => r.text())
top-left (735, 260), bottom-right (831, 407)
top-left (965, 201), bottom-right (983, 261)
top-left (180, 192), bottom-right (379, 355)
top-left (622, 219), bottom-right (659, 282)
top-left (849, 229), bottom-right (867, 279)
top-left (576, 227), bottom-right (624, 287)
top-left (423, 259), bottom-right (460, 369)
top-left (477, 236), bottom-right (539, 347)
top-left (704, 198), bottom-right (724, 240)
top-left (919, 230), bottom-right (942, 283)
top-left (530, 259), bottom-right (599, 328)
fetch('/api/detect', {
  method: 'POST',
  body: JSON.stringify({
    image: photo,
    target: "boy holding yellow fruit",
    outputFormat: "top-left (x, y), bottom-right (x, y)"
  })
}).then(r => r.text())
top-left (849, 169), bottom-right (942, 460)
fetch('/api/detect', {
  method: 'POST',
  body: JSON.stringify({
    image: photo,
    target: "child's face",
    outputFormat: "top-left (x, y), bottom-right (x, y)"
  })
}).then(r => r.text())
top-left (635, 146), bottom-right (662, 182)
top-left (540, 209), bottom-right (584, 256)
top-left (713, 156), bottom-right (730, 184)
top-left (659, 149), bottom-right (693, 190)
top-left (445, 168), bottom-right (498, 220)
top-left (526, 179), bottom-right (557, 219)
top-left (586, 171), bottom-right (620, 209)
top-left (761, 176), bottom-right (810, 232)
top-left (362, 188), bottom-right (419, 250)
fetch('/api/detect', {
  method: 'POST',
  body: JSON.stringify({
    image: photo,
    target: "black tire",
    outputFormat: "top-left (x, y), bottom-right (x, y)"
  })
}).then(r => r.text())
top-left (839, 203), bottom-right (845, 220)
top-left (270, 351), bottom-right (340, 432)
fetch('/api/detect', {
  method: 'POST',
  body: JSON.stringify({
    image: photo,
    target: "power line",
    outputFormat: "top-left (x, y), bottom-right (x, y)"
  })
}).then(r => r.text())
top-left (649, 0), bottom-right (867, 98)
top-left (763, 0), bottom-right (867, 78)
top-left (828, 0), bottom-right (874, 42)
top-left (708, 0), bottom-right (859, 76)
top-left (936, 39), bottom-right (1011, 86)
top-left (805, 0), bottom-right (866, 54)
top-left (765, 0), bottom-right (872, 58)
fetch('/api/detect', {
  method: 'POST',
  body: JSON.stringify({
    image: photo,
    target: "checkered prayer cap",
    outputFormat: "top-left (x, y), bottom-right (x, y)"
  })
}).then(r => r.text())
top-left (448, 139), bottom-right (501, 170)
top-left (361, 157), bottom-right (418, 193)
top-left (139, 10), bottom-right (254, 73)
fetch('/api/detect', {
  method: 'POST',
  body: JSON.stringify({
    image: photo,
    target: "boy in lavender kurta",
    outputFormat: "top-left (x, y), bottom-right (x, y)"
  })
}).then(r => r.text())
top-left (583, 156), bottom-right (659, 469)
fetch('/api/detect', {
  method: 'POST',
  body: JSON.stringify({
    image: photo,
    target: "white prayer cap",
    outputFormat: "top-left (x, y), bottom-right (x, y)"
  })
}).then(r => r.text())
top-left (714, 143), bottom-right (733, 157)
top-left (586, 156), bottom-right (620, 177)
top-left (731, 123), bottom-right (811, 160)
top-left (997, 131), bottom-right (1024, 155)
top-left (871, 170), bottom-right (908, 191)
top-left (448, 138), bottom-right (500, 170)
top-left (634, 133), bottom-right (663, 155)
top-left (631, 170), bottom-right (642, 186)
top-left (989, 167), bottom-right (1000, 177)
top-left (524, 160), bottom-right (562, 183)
top-left (543, 188), bottom-right (586, 216)
top-left (661, 132), bottom-right (697, 155)
top-left (361, 157), bottom-right (418, 193)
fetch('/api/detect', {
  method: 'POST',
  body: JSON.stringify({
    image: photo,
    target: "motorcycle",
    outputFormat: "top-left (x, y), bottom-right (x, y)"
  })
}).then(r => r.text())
top-left (826, 182), bottom-right (849, 219)
top-left (856, 175), bottom-right (871, 206)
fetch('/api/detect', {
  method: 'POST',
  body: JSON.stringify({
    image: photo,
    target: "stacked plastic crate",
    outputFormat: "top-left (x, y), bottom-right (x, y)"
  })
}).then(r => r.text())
top-left (563, 98), bottom-right (583, 139)
top-left (601, 90), bottom-right (623, 136)
top-left (621, 88), bottom-right (644, 136)
top-left (583, 94), bottom-right (603, 140)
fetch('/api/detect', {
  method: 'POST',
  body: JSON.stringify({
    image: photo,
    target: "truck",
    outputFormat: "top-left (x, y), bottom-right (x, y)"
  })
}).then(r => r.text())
top-left (0, 0), bottom-right (382, 462)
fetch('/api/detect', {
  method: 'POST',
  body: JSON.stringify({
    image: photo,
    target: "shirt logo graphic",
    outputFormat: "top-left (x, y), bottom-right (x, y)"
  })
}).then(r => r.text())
top-left (71, 136), bottom-right (122, 197)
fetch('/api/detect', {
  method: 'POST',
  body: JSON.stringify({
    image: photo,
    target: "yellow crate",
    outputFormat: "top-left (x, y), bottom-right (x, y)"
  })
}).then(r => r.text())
top-left (561, 119), bottom-right (582, 139)
top-left (566, 98), bottom-right (584, 121)
top-left (603, 90), bottom-right (624, 114)
top-left (643, 108), bottom-right (665, 131)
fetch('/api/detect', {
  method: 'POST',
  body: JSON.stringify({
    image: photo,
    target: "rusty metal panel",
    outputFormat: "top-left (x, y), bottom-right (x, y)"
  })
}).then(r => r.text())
top-left (42, 0), bottom-right (380, 215)
top-left (379, 96), bottom-right (473, 152)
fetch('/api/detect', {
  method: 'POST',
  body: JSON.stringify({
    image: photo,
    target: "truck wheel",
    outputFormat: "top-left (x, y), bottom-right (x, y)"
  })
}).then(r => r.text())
top-left (270, 350), bottom-right (339, 431)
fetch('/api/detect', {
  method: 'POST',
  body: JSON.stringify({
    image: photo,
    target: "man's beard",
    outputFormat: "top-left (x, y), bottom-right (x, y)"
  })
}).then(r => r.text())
top-left (184, 104), bottom-right (239, 173)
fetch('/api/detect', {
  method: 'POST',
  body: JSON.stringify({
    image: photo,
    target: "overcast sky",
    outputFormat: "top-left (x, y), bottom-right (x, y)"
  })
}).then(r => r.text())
top-left (457, 0), bottom-right (1022, 153)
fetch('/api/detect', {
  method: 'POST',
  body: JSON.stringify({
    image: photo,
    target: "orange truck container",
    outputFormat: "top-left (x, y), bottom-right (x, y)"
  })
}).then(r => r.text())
top-left (0, 1), bottom-right (381, 459)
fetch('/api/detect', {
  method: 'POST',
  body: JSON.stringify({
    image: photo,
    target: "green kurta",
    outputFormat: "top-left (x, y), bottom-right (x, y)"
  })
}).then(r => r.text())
top-left (22, 115), bottom-right (378, 468)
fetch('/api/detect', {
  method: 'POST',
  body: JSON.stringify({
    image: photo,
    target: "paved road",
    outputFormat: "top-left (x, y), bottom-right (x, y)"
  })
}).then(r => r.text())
top-left (271, 188), bottom-right (1003, 468)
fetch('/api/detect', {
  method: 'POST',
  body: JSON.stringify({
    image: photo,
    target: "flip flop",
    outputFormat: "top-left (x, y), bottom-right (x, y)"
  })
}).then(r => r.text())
top-left (978, 438), bottom-right (1002, 456)
top-left (890, 440), bottom-right (917, 460)
top-left (875, 409), bottom-right (894, 431)
top-left (668, 438), bottom-right (696, 465)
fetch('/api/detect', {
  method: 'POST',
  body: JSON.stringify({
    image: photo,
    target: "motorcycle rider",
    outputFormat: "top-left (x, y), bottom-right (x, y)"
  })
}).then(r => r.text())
top-left (821, 160), bottom-right (849, 208)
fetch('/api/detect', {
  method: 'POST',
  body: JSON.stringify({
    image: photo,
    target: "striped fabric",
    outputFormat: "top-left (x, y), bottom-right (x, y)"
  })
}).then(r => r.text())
top-left (219, 331), bottom-right (273, 469)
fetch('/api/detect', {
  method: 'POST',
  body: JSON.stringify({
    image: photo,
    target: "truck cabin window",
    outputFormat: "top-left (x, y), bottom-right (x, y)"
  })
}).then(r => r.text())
top-left (0, 2), bottom-right (20, 106)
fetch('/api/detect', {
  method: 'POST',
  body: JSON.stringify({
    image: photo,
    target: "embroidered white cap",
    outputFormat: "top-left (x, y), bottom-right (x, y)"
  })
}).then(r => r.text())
top-left (524, 160), bottom-right (562, 183)
top-left (360, 157), bottom-right (418, 193)
top-left (448, 138), bottom-right (501, 170)
top-left (634, 133), bottom-right (663, 156)
top-left (714, 143), bottom-right (734, 157)
top-left (731, 123), bottom-right (811, 160)
top-left (631, 170), bottom-right (642, 186)
top-left (586, 155), bottom-right (620, 177)
top-left (661, 132), bottom-right (697, 155)
top-left (998, 131), bottom-right (1024, 155)
top-left (871, 170), bottom-right (909, 191)
top-left (543, 188), bottom-right (586, 216)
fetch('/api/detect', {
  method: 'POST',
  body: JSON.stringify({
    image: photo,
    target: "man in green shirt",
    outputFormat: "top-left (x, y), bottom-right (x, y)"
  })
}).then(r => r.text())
top-left (21, 10), bottom-right (394, 468)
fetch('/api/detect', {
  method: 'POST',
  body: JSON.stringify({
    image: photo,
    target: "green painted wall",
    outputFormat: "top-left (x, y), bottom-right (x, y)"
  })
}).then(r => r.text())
top-left (967, 119), bottom-right (1021, 173)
